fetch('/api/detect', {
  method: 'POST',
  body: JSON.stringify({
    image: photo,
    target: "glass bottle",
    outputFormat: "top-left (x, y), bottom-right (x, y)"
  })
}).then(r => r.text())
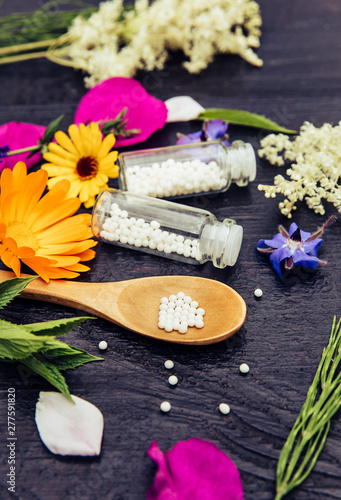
top-left (92, 189), bottom-right (243, 269)
top-left (117, 140), bottom-right (256, 199)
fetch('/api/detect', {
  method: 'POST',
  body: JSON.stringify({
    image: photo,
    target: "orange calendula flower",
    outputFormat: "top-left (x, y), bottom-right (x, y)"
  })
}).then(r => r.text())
top-left (0, 162), bottom-right (97, 282)
top-left (42, 122), bottom-right (119, 208)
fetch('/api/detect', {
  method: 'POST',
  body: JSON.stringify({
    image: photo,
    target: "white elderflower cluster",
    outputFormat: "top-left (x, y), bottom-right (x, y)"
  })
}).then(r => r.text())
top-left (258, 121), bottom-right (341, 218)
top-left (53, 0), bottom-right (262, 87)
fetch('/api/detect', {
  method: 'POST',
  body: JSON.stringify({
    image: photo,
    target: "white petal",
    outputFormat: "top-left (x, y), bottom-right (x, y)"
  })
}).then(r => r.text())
top-left (165, 96), bottom-right (205, 122)
top-left (35, 392), bottom-right (104, 456)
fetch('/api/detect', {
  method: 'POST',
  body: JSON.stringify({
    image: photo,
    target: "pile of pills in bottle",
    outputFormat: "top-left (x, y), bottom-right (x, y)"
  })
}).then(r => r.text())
top-left (125, 158), bottom-right (226, 198)
top-left (98, 203), bottom-right (202, 261)
top-left (158, 292), bottom-right (205, 334)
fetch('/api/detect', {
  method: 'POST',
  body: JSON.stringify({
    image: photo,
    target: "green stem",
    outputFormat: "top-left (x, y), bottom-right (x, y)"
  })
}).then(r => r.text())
top-left (6, 146), bottom-right (40, 157)
top-left (0, 51), bottom-right (47, 65)
top-left (0, 39), bottom-right (57, 56)
top-left (275, 317), bottom-right (341, 499)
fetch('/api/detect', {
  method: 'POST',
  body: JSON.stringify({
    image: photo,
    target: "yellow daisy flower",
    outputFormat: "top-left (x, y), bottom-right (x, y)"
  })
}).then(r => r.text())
top-left (0, 162), bottom-right (97, 282)
top-left (42, 122), bottom-right (119, 208)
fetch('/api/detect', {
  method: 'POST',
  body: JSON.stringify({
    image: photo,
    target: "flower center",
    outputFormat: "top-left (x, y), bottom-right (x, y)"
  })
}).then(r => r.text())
top-left (76, 156), bottom-right (98, 179)
top-left (287, 239), bottom-right (302, 251)
top-left (6, 222), bottom-right (40, 251)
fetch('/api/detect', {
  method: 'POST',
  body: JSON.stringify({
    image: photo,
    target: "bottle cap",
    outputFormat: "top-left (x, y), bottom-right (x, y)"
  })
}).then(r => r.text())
top-left (229, 142), bottom-right (257, 186)
top-left (200, 221), bottom-right (243, 268)
top-left (223, 224), bottom-right (243, 266)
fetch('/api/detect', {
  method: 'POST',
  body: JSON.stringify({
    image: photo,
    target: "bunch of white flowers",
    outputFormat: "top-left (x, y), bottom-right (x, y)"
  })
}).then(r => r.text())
top-left (258, 122), bottom-right (341, 218)
top-left (49, 0), bottom-right (262, 87)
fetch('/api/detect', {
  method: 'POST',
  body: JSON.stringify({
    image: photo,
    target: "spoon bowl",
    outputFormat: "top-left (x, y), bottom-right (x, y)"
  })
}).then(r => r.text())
top-left (0, 270), bottom-right (246, 345)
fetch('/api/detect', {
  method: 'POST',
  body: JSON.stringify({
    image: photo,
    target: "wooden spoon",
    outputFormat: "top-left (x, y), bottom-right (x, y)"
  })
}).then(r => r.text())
top-left (0, 270), bottom-right (246, 345)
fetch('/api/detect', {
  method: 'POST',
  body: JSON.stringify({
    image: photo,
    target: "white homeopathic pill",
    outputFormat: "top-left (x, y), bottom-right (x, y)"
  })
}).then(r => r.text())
top-left (254, 288), bottom-right (263, 298)
top-left (168, 375), bottom-right (178, 386)
top-left (219, 403), bottom-right (230, 415)
top-left (164, 360), bottom-right (174, 369)
top-left (98, 340), bottom-right (108, 350)
top-left (239, 363), bottom-right (250, 374)
top-left (160, 401), bottom-right (171, 412)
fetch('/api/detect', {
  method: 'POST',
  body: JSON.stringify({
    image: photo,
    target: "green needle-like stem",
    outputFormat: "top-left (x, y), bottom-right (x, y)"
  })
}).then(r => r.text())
top-left (275, 317), bottom-right (341, 499)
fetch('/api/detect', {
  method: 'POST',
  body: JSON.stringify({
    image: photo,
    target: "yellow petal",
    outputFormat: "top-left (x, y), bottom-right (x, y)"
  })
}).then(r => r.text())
top-left (41, 164), bottom-right (76, 176)
top-left (54, 130), bottom-right (79, 156)
top-left (97, 134), bottom-right (116, 160)
top-left (43, 152), bottom-right (76, 168)
top-left (47, 142), bottom-right (77, 161)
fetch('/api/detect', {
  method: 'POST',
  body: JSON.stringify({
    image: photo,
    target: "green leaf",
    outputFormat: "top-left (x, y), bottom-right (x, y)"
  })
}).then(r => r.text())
top-left (20, 354), bottom-right (72, 400)
top-left (0, 276), bottom-right (38, 310)
top-left (23, 316), bottom-right (94, 336)
top-left (42, 345), bottom-right (103, 370)
top-left (41, 114), bottom-right (64, 144)
top-left (198, 109), bottom-right (297, 134)
top-left (0, 320), bottom-right (54, 360)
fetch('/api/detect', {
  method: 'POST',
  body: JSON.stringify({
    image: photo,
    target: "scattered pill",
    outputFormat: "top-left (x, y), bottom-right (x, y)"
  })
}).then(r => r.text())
top-left (219, 403), bottom-right (230, 415)
top-left (168, 375), bottom-right (178, 386)
top-left (98, 340), bottom-right (108, 350)
top-left (164, 360), bottom-right (174, 369)
top-left (160, 401), bottom-right (171, 413)
top-left (239, 363), bottom-right (250, 374)
top-left (254, 288), bottom-right (263, 298)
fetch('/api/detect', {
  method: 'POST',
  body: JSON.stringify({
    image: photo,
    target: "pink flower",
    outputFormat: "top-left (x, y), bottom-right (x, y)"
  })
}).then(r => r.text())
top-left (147, 438), bottom-right (244, 500)
top-left (74, 77), bottom-right (168, 148)
top-left (0, 121), bottom-right (46, 172)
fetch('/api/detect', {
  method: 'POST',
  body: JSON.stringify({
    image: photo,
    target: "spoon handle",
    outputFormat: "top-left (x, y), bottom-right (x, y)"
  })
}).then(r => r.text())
top-left (0, 270), bottom-right (126, 325)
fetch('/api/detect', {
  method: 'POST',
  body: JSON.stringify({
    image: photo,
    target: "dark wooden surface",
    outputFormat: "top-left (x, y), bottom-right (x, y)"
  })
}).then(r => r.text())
top-left (1, 1), bottom-right (341, 499)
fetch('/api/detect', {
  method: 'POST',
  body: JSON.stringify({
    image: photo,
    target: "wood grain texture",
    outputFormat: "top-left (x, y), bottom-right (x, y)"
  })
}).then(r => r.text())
top-left (1, 0), bottom-right (341, 499)
top-left (0, 271), bottom-right (246, 345)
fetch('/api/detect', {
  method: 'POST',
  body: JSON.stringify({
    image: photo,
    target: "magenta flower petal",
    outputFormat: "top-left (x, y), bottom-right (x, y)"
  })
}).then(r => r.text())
top-left (147, 438), bottom-right (244, 500)
top-left (74, 77), bottom-right (168, 148)
top-left (0, 121), bottom-right (46, 172)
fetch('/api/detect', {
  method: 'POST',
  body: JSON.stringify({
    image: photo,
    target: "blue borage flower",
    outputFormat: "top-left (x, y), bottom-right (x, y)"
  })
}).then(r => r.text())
top-left (0, 145), bottom-right (10, 163)
top-left (176, 119), bottom-right (230, 146)
top-left (256, 216), bottom-right (336, 279)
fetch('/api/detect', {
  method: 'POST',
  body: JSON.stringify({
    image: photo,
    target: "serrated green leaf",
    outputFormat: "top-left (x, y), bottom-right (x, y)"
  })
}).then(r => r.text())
top-left (20, 354), bottom-right (72, 400)
top-left (42, 346), bottom-right (103, 370)
top-left (41, 114), bottom-right (64, 144)
top-left (0, 276), bottom-right (38, 311)
top-left (23, 316), bottom-right (94, 336)
top-left (198, 109), bottom-right (297, 134)
top-left (0, 319), bottom-right (54, 360)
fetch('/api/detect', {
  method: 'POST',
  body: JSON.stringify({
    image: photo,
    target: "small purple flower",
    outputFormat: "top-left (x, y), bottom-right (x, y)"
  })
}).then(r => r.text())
top-left (256, 216), bottom-right (336, 279)
top-left (0, 145), bottom-right (10, 163)
top-left (176, 119), bottom-right (230, 146)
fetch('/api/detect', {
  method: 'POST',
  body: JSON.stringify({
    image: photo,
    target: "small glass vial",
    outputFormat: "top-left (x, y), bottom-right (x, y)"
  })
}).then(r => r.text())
top-left (92, 189), bottom-right (243, 269)
top-left (117, 140), bottom-right (256, 199)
